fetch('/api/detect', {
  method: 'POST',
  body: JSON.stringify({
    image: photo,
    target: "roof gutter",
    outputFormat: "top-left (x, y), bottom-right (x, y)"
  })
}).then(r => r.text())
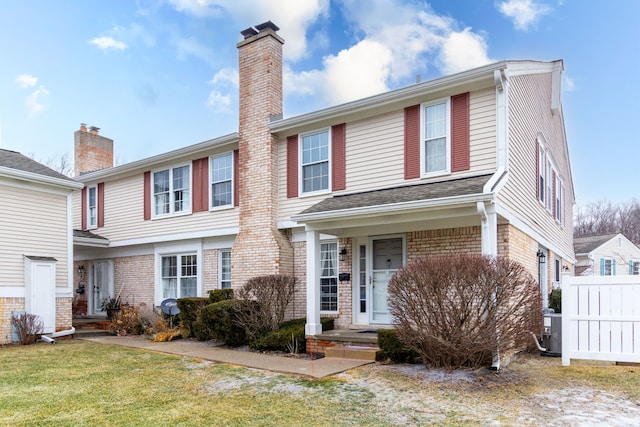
top-left (292, 192), bottom-right (494, 224)
top-left (0, 166), bottom-right (83, 190)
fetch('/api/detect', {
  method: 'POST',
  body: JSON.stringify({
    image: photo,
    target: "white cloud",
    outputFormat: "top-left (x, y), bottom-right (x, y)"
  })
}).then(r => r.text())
top-left (206, 67), bottom-right (238, 112)
top-left (438, 28), bottom-right (492, 75)
top-left (25, 86), bottom-right (49, 116)
top-left (210, 67), bottom-right (238, 87)
top-left (15, 74), bottom-right (38, 88)
top-left (206, 91), bottom-right (232, 111)
top-left (90, 36), bottom-right (128, 51)
top-left (284, 0), bottom-right (493, 107)
top-left (497, 0), bottom-right (551, 31)
top-left (173, 35), bottom-right (213, 63)
top-left (167, 0), bottom-right (329, 61)
top-left (563, 75), bottom-right (575, 92)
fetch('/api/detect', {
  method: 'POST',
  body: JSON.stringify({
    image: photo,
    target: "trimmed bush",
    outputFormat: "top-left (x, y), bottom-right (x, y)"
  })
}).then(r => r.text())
top-left (251, 317), bottom-right (335, 353)
top-left (198, 299), bottom-right (253, 346)
top-left (176, 297), bottom-right (209, 338)
top-left (389, 254), bottom-right (542, 369)
top-left (377, 329), bottom-right (417, 363)
top-left (549, 288), bottom-right (561, 314)
top-left (208, 289), bottom-right (233, 304)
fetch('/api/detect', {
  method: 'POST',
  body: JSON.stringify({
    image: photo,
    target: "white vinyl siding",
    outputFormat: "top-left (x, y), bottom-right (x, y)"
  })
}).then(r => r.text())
top-left (0, 186), bottom-right (69, 287)
top-left (277, 88), bottom-right (497, 222)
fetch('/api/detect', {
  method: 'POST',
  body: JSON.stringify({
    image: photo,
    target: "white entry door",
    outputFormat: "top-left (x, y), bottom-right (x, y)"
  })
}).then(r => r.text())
top-left (90, 260), bottom-right (114, 316)
top-left (25, 258), bottom-right (56, 333)
top-left (370, 237), bottom-right (404, 324)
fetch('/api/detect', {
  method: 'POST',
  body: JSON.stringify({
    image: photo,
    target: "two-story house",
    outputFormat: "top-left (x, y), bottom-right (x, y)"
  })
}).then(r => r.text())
top-left (574, 233), bottom-right (640, 276)
top-left (0, 149), bottom-right (82, 344)
top-left (73, 22), bottom-right (574, 343)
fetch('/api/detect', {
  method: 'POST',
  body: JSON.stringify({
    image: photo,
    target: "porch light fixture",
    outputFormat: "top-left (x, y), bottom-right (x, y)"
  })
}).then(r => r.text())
top-left (536, 250), bottom-right (546, 264)
top-left (339, 247), bottom-right (348, 262)
top-left (77, 265), bottom-right (85, 279)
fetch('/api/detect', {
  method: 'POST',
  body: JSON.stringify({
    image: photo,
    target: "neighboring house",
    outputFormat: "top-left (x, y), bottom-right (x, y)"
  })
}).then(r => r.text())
top-left (72, 22), bottom-right (574, 347)
top-left (0, 149), bottom-right (83, 344)
top-left (574, 233), bottom-right (640, 276)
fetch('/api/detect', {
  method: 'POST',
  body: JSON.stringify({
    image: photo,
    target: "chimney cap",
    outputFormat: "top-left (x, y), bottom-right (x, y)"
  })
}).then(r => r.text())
top-left (255, 21), bottom-right (279, 32)
top-left (89, 126), bottom-right (100, 134)
top-left (240, 27), bottom-right (259, 39)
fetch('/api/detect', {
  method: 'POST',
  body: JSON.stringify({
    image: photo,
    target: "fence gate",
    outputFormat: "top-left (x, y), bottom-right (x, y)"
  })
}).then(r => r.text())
top-left (561, 274), bottom-right (640, 366)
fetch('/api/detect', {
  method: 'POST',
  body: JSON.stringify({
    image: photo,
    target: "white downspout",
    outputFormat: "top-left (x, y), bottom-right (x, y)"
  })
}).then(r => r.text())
top-left (483, 69), bottom-right (509, 194)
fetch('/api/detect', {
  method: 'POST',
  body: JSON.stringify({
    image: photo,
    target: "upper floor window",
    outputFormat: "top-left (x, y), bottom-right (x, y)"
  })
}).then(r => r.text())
top-left (219, 249), bottom-right (231, 289)
top-left (301, 129), bottom-right (330, 194)
top-left (161, 254), bottom-right (197, 299)
top-left (87, 185), bottom-right (97, 228)
top-left (601, 258), bottom-right (614, 276)
top-left (210, 153), bottom-right (233, 208)
top-left (538, 145), bottom-right (546, 204)
top-left (421, 98), bottom-right (450, 176)
top-left (631, 260), bottom-right (639, 275)
top-left (153, 165), bottom-right (191, 217)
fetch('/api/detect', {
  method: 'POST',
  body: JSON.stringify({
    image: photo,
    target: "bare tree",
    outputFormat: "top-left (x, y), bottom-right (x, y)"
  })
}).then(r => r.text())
top-left (27, 152), bottom-right (73, 177)
top-left (574, 199), bottom-right (640, 246)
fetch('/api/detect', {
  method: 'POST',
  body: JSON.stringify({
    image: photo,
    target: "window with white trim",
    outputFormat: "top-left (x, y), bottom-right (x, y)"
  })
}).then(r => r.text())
top-left (631, 260), bottom-right (639, 275)
top-left (210, 153), bottom-right (233, 208)
top-left (538, 144), bottom-right (546, 204)
top-left (421, 98), bottom-right (450, 176)
top-left (320, 242), bottom-right (338, 312)
top-left (555, 176), bottom-right (563, 223)
top-left (546, 159), bottom-right (553, 212)
top-left (153, 165), bottom-right (191, 216)
top-left (602, 258), bottom-right (614, 276)
top-left (87, 185), bottom-right (97, 228)
top-left (161, 254), bottom-right (197, 299)
top-left (219, 249), bottom-right (231, 289)
top-left (301, 129), bottom-right (330, 193)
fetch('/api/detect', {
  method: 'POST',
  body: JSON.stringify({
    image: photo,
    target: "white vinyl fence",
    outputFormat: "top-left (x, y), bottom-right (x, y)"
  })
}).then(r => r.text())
top-left (561, 274), bottom-right (640, 366)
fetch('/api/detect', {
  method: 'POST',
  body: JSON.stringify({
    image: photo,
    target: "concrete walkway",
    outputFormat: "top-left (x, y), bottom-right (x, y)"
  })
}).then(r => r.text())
top-left (80, 335), bottom-right (373, 378)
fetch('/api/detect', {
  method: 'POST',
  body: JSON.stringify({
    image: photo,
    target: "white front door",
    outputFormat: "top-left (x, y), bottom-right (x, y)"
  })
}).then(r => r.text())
top-left (370, 236), bottom-right (404, 324)
top-left (90, 260), bottom-right (114, 316)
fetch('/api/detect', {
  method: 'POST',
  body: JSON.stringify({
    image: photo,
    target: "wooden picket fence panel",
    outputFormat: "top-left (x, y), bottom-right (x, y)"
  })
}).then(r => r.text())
top-left (561, 274), bottom-right (640, 366)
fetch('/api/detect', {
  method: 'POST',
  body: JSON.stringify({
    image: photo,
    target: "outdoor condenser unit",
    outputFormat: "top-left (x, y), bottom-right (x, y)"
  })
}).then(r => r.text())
top-left (541, 311), bottom-right (562, 357)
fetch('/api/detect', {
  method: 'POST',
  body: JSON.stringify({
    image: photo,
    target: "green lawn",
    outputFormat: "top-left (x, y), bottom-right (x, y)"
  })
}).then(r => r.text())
top-left (1, 340), bottom-right (639, 426)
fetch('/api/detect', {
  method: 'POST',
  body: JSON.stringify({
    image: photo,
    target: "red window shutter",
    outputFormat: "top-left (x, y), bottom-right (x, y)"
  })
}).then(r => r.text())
top-left (97, 183), bottom-right (105, 227)
top-left (192, 158), bottom-right (209, 213)
top-left (451, 92), bottom-right (470, 172)
top-left (287, 135), bottom-right (299, 198)
top-left (234, 149), bottom-right (239, 207)
top-left (81, 187), bottom-right (87, 230)
top-left (332, 124), bottom-right (346, 191)
top-left (404, 105), bottom-right (420, 179)
top-left (143, 171), bottom-right (151, 220)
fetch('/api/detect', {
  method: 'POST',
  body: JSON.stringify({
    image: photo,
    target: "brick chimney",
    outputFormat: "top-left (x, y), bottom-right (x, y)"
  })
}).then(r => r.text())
top-left (232, 21), bottom-right (294, 287)
top-left (74, 123), bottom-right (114, 176)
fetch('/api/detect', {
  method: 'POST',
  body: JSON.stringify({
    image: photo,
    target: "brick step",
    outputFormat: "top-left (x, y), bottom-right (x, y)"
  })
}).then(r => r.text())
top-left (324, 344), bottom-right (380, 361)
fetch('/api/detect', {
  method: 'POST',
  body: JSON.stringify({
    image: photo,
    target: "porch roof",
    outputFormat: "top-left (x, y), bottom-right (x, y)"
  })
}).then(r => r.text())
top-left (73, 229), bottom-right (110, 247)
top-left (294, 174), bottom-right (493, 222)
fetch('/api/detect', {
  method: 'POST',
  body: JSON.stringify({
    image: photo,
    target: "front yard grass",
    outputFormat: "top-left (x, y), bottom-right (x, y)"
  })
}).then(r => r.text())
top-left (1, 340), bottom-right (639, 426)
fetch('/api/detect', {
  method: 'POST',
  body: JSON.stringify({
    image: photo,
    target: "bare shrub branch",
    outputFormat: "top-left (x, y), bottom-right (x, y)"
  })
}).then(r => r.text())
top-left (11, 313), bottom-right (44, 345)
top-left (388, 254), bottom-right (542, 369)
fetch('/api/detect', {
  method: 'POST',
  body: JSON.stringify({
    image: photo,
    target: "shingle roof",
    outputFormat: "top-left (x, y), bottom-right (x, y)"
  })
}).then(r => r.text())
top-left (73, 229), bottom-right (108, 240)
top-left (0, 148), bottom-right (75, 181)
top-left (299, 174), bottom-right (493, 215)
top-left (573, 233), bottom-right (618, 254)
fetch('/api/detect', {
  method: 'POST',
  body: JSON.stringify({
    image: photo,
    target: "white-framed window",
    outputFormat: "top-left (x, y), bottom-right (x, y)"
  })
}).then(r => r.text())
top-left (87, 185), bottom-right (97, 228)
top-left (601, 258), bottom-right (614, 276)
top-left (161, 254), bottom-right (197, 299)
top-left (153, 164), bottom-right (191, 217)
top-left (421, 98), bottom-right (450, 177)
top-left (554, 258), bottom-right (561, 283)
top-left (546, 159), bottom-right (553, 212)
top-left (210, 152), bottom-right (233, 208)
top-left (301, 129), bottom-right (330, 194)
top-left (538, 144), bottom-right (546, 204)
top-left (320, 241), bottom-right (338, 312)
top-left (631, 260), bottom-right (639, 275)
top-left (555, 177), bottom-right (564, 224)
top-left (219, 249), bottom-right (231, 289)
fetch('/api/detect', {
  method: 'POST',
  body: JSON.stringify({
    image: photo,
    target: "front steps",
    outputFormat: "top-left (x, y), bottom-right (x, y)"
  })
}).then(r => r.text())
top-left (311, 329), bottom-right (381, 361)
top-left (324, 343), bottom-right (379, 361)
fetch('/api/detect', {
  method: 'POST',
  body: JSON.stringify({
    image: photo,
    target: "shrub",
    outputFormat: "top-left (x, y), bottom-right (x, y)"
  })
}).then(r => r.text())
top-left (199, 300), bottom-right (248, 346)
top-left (208, 289), bottom-right (234, 304)
top-left (388, 254), bottom-right (542, 369)
top-left (251, 317), bottom-right (336, 353)
top-left (377, 329), bottom-right (417, 363)
top-left (176, 297), bottom-right (209, 338)
top-left (549, 288), bottom-right (561, 314)
top-left (11, 313), bottom-right (44, 345)
top-left (109, 306), bottom-right (142, 336)
top-left (234, 275), bottom-right (295, 341)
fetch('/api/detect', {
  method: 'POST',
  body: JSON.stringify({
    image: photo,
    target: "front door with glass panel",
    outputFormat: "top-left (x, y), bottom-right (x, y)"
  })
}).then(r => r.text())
top-left (371, 237), bottom-right (403, 324)
top-left (91, 260), bottom-right (113, 316)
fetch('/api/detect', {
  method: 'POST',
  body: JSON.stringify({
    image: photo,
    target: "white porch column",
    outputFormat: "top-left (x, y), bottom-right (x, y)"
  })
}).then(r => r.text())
top-left (305, 228), bottom-right (322, 335)
top-left (477, 201), bottom-right (498, 257)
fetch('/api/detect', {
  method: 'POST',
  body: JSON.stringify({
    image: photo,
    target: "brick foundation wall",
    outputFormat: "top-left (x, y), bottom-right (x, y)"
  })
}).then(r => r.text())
top-left (55, 297), bottom-right (73, 332)
top-left (407, 226), bottom-right (483, 261)
top-left (0, 297), bottom-right (25, 344)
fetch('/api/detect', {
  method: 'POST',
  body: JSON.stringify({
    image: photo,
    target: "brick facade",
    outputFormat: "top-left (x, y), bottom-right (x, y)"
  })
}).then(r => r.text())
top-left (0, 297), bottom-right (25, 343)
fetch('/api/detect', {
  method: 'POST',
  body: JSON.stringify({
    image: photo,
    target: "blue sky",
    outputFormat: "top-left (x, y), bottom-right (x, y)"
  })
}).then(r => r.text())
top-left (0, 0), bottom-right (638, 206)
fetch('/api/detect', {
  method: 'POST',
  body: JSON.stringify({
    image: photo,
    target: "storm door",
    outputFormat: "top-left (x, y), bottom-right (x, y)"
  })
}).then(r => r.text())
top-left (370, 236), bottom-right (404, 324)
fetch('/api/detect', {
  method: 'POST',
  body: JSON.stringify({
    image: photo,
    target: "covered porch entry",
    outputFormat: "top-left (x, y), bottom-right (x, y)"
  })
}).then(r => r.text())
top-left (293, 175), bottom-right (499, 338)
